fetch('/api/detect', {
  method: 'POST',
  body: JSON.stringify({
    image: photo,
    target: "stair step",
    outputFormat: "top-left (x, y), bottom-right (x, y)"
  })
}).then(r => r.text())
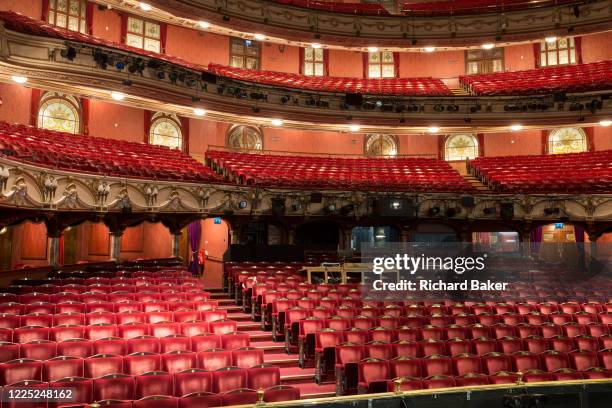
top-left (251, 341), bottom-right (286, 353)
top-left (209, 292), bottom-right (231, 299)
top-left (227, 312), bottom-right (252, 321)
top-left (218, 305), bottom-right (242, 312)
top-left (248, 331), bottom-right (274, 341)
top-left (237, 322), bottom-right (262, 331)
top-left (216, 299), bottom-right (235, 305)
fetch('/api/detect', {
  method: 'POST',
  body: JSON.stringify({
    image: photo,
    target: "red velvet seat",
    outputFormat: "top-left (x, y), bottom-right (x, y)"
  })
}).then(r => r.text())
top-left (124, 353), bottom-right (161, 376)
top-left (211, 367), bottom-right (247, 393)
top-left (43, 356), bottom-right (84, 382)
top-left (173, 368), bottom-right (212, 396)
top-left (263, 385), bottom-right (300, 402)
top-left (93, 373), bottom-right (135, 401)
top-left (20, 340), bottom-right (58, 361)
top-left (134, 371), bottom-right (174, 399)
top-left (133, 396), bottom-right (178, 408)
top-left (196, 349), bottom-right (231, 372)
top-left (0, 358), bottom-right (43, 385)
top-left (246, 364), bottom-right (281, 390)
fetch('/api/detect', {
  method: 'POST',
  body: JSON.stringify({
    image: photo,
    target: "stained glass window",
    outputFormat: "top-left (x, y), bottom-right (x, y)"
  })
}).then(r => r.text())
top-left (37, 92), bottom-right (80, 134)
top-left (368, 51), bottom-right (395, 78)
top-left (149, 113), bottom-right (182, 149)
top-left (126, 16), bottom-right (161, 53)
top-left (227, 125), bottom-right (263, 150)
top-left (365, 134), bottom-right (398, 157)
top-left (540, 37), bottom-right (576, 67)
top-left (48, 0), bottom-right (87, 33)
top-left (304, 47), bottom-right (325, 76)
top-left (445, 134), bottom-right (478, 161)
top-left (548, 128), bottom-right (587, 154)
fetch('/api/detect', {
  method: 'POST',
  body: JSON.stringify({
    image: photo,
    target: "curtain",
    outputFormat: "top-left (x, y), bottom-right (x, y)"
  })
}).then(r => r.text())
top-left (30, 89), bottom-right (41, 127)
top-left (574, 36), bottom-right (583, 64)
top-left (298, 47), bottom-right (305, 75)
top-left (323, 49), bottom-right (330, 77)
top-left (120, 14), bottom-right (128, 45)
top-left (143, 110), bottom-right (152, 144)
top-left (59, 235), bottom-right (64, 265)
top-left (533, 42), bottom-right (541, 68)
top-left (86, 1), bottom-right (94, 35)
top-left (362, 52), bottom-right (368, 78)
top-left (81, 97), bottom-right (90, 135)
top-left (180, 116), bottom-right (190, 154)
top-left (187, 221), bottom-right (201, 275)
top-left (530, 226), bottom-right (543, 243)
top-left (393, 52), bottom-right (400, 78)
top-left (160, 23), bottom-right (168, 54)
top-left (41, 0), bottom-right (50, 21)
top-left (574, 225), bottom-right (585, 243)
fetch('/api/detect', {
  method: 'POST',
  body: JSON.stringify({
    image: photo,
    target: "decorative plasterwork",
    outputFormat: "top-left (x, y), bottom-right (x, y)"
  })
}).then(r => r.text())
top-left (1, 158), bottom-right (611, 224)
top-left (0, 26), bottom-right (610, 133)
top-left (94, 0), bottom-right (612, 50)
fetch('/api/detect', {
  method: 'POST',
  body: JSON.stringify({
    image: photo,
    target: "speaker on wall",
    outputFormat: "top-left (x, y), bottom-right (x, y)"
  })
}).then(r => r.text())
top-left (500, 202), bottom-right (514, 221)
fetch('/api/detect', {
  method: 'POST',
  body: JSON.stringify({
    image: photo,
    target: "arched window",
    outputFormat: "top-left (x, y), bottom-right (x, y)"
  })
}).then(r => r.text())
top-left (548, 128), bottom-right (588, 154)
top-left (149, 113), bottom-right (182, 150)
top-left (47, 0), bottom-right (87, 33)
top-left (444, 134), bottom-right (479, 161)
top-left (365, 134), bottom-right (398, 157)
top-left (227, 125), bottom-right (263, 150)
top-left (37, 92), bottom-right (81, 134)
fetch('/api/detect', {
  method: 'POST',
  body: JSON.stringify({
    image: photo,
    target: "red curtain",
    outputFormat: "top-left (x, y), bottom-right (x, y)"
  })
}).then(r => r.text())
top-left (86, 1), bottom-right (94, 35)
top-left (584, 126), bottom-right (594, 151)
top-left (41, 0), bottom-right (50, 21)
top-left (323, 49), bottom-right (330, 76)
top-left (533, 42), bottom-right (541, 68)
top-left (393, 52), bottom-right (400, 78)
top-left (180, 116), bottom-right (190, 154)
top-left (143, 110), bottom-right (152, 144)
top-left (574, 36), bottom-right (583, 64)
top-left (81, 97), bottom-right (90, 135)
top-left (298, 47), bottom-right (305, 75)
top-left (362, 52), bottom-right (368, 78)
top-left (120, 14), bottom-right (128, 45)
top-left (30, 89), bottom-right (41, 127)
top-left (160, 23), bottom-right (168, 54)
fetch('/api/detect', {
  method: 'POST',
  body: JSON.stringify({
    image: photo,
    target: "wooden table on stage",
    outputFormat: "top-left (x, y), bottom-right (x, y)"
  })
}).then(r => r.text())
top-left (301, 263), bottom-right (371, 284)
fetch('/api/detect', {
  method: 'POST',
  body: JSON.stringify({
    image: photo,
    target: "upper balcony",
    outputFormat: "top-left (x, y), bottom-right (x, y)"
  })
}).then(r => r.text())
top-left (103, 0), bottom-right (612, 49)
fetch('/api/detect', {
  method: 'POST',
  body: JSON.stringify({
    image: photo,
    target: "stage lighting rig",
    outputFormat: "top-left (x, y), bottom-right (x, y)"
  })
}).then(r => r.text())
top-left (60, 46), bottom-right (77, 61)
top-left (92, 49), bottom-right (109, 69)
top-left (128, 58), bottom-right (145, 75)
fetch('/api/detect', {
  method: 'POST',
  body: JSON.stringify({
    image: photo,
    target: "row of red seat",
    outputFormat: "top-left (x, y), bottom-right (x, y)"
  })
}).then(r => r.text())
top-left (206, 150), bottom-right (473, 192)
top-left (274, 0), bottom-right (390, 15)
top-left (0, 122), bottom-right (219, 183)
top-left (402, 0), bottom-right (576, 16)
top-left (354, 351), bottom-right (612, 394)
top-left (459, 60), bottom-right (612, 95)
top-left (0, 385), bottom-right (296, 408)
top-left (468, 150), bottom-right (612, 193)
top-left (207, 64), bottom-right (452, 96)
top-left (0, 332), bottom-right (253, 363)
top-left (0, 367), bottom-right (299, 403)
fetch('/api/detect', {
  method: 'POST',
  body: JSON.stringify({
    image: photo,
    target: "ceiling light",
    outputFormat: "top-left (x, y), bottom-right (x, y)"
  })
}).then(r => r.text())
top-left (311, 43), bottom-right (322, 49)
top-left (545, 36), bottom-right (557, 43)
top-left (424, 46), bottom-right (435, 52)
top-left (110, 91), bottom-right (125, 101)
top-left (481, 43), bottom-right (495, 50)
top-left (11, 75), bottom-right (27, 84)
top-left (0, 227), bottom-right (7, 235)
top-left (139, 2), bottom-right (152, 11)
top-left (349, 124), bottom-right (361, 132)
top-left (198, 21), bottom-right (210, 29)
top-left (510, 124), bottom-right (523, 131)
top-left (600, 119), bottom-right (612, 127)
top-left (254, 34), bottom-right (265, 41)
top-left (367, 46), bottom-right (379, 52)
top-left (193, 108), bottom-right (206, 116)
top-left (271, 119), bottom-right (284, 126)
top-left (427, 126), bottom-right (440, 133)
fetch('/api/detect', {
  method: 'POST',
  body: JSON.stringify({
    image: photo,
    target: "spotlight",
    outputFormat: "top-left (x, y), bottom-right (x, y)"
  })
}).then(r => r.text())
top-left (116, 61), bottom-right (126, 71)
top-left (394, 104), bottom-right (406, 113)
top-left (169, 71), bottom-right (179, 83)
top-left (238, 200), bottom-right (248, 209)
top-left (217, 84), bottom-right (226, 95)
top-left (325, 203), bottom-right (337, 213)
top-left (340, 204), bottom-right (355, 216)
top-left (569, 102), bottom-right (584, 111)
top-left (127, 58), bottom-right (145, 75)
top-left (110, 91), bottom-right (125, 101)
top-left (280, 95), bottom-right (290, 104)
top-left (147, 59), bottom-right (161, 69)
top-left (222, 15), bottom-right (230, 21)
top-left (585, 99), bottom-right (602, 113)
top-left (10, 75), bottom-right (27, 84)
top-left (339, 103), bottom-right (350, 110)
top-left (60, 46), bottom-right (77, 61)
top-left (362, 101), bottom-right (376, 110)
top-left (375, 100), bottom-right (383, 108)
top-left (305, 96), bottom-right (316, 106)
top-left (249, 92), bottom-right (267, 100)
top-left (380, 103), bottom-right (394, 112)
top-left (93, 49), bottom-right (109, 69)
top-left (428, 206), bottom-right (440, 216)
top-left (316, 100), bottom-right (329, 108)
top-left (185, 78), bottom-right (197, 87)
top-left (291, 202), bottom-right (303, 211)
top-left (470, 104), bottom-right (482, 113)
top-left (433, 104), bottom-right (445, 112)
top-left (234, 88), bottom-right (248, 99)
top-left (447, 104), bottom-right (459, 112)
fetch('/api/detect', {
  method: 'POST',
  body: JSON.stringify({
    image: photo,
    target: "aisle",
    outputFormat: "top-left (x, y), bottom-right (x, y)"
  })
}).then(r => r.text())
top-left (210, 289), bottom-right (337, 399)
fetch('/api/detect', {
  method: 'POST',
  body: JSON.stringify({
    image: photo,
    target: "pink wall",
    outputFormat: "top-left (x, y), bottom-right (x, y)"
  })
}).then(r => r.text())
top-left (189, 120), bottom-right (228, 157)
top-left (0, 0), bottom-right (42, 19)
top-left (88, 99), bottom-right (145, 143)
top-left (397, 134), bottom-right (439, 156)
top-left (166, 25), bottom-right (228, 66)
top-left (504, 43), bottom-right (535, 71)
top-left (91, 7), bottom-right (122, 43)
top-left (482, 130), bottom-right (543, 156)
top-left (328, 50), bottom-right (363, 78)
top-left (400, 51), bottom-right (464, 78)
top-left (581, 31), bottom-right (612, 63)
top-left (0, 83), bottom-right (32, 125)
top-left (261, 44), bottom-right (300, 73)
top-left (593, 125), bottom-right (612, 150)
top-left (263, 128), bottom-right (364, 154)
